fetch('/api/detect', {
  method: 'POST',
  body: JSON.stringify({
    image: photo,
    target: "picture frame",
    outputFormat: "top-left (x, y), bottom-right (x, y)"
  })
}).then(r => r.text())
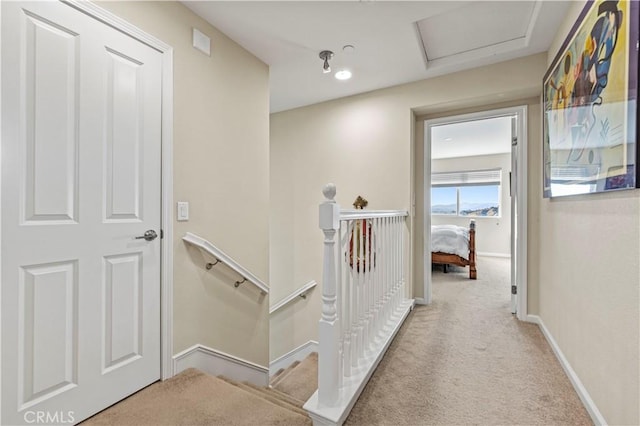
top-left (543, 0), bottom-right (640, 198)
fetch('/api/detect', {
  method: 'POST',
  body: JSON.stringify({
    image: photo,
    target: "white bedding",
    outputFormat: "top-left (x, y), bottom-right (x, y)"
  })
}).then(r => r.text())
top-left (431, 225), bottom-right (469, 260)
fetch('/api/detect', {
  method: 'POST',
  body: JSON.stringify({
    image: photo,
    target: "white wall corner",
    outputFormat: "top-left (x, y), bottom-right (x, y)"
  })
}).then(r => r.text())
top-left (526, 315), bottom-right (607, 426)
top-left (173, 344), bottom-right (269, 387)
top-left (269, 340), bottom-right (319, 377)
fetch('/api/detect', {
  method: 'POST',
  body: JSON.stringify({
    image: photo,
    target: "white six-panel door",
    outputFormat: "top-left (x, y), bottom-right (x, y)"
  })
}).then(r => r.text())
top-left (2, 2), bottom-right (162, 424)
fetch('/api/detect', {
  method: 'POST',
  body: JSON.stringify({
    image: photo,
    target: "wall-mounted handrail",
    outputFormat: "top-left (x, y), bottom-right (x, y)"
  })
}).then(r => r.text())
top-left (183, 232), bottom-right (269, 294)
top-left (269, 280), bottom-right (318, 315)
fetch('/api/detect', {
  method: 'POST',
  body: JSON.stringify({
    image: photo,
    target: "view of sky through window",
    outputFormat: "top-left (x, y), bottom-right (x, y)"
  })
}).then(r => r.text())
top-left (432, 185), bottom-right (499, 217)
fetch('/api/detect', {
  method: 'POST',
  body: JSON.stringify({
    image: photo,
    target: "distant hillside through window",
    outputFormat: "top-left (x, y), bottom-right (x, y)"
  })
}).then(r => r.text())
top-left (432, 181), bottom-right (500, 217)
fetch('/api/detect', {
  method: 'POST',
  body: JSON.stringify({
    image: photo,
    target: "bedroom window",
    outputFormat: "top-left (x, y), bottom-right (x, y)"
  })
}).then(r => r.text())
top-left (431, 187), bottom-right (457, 215)
top-left (431, 168), bottom-right (501, 217)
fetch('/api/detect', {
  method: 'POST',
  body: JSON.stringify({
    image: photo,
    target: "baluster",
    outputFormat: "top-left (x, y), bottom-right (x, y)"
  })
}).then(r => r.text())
top-left (381, 218), bottom-right (391, 324)
top-left (318, 184), bottom-right (340, 406)
top-left (379, 217), bottom-right (385, 326)
top-left (367, 219), bottom-right (373, 346)
top-left (381, 217), bottom-right (388, 325)
top-left (399, 216), bottom-right (405, 302)
top-left (350, 220), bottom-right (359, 368)
top-left (375, 218), bottom-right (384, 336)
top-left (390, 216), bottom-right (395, 314)
top-left (387, 217), bottom-right (396, 312)
top-left (391, 216), bottom-right (397, 314)
top-left (397, 217), bottom-right (403, 308)
top-left (398, 217), bottom-right (403, 306)
top-left (363, 218), bottom-right (371, 352)
top-left (384, 218), bottom-right (395, 323)
top-left (360, 218), bottom-right (366, 356)
top-left (357, 217), bottom-right (365, 359)
top-left (380, 218), bottom-right (391, 322)
top-left (402, 216), bottom-right (408, 301)
top-left (343, 220), bottom-right (352, 377)
top-left (399, 217), bottom-right (407, 306)
top-left (371, 217), bottom-right (378, 340)
top-left (396, 216), bottom-right (402, 308)
top-left (368, 219), bottom-right (376, 346)
top-left (338, 221), bottom-right (344, 387)
top-left (393, 217), bottom-right (402, 313)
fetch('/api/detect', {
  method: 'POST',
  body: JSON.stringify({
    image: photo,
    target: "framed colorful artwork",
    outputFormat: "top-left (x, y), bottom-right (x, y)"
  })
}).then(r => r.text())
top-left (543, 0), bottom-right (640, 197)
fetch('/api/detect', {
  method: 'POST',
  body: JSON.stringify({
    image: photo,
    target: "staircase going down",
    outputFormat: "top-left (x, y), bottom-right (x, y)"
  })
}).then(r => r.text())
top-left (270, 352), bottom-right (318, 403)
top-left (83, 354), bottom-right (319, 425)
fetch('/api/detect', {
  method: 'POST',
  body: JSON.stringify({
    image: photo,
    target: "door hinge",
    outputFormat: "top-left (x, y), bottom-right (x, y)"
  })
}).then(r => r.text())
top-left (512, 137), bottom-right (518, 146)
top-left (160, 229), bottom-right (164, 239)
top-left (511, 285), bottom-right (517, 295)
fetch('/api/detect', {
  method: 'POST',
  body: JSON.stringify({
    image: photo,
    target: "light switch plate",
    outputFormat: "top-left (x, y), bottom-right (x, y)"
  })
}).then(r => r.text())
top-left (177, 202), bottom-right (189, 221)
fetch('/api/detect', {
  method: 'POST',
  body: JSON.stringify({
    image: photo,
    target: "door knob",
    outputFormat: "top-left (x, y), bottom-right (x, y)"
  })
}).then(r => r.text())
top-left (135, 230), bottom-right (158, 241)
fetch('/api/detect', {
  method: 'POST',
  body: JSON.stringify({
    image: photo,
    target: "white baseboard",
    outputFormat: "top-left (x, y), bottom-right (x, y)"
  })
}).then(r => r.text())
top-left (269, 340), bottom-right (318, 377)
top-left (173, 344), bottom-right (269, 387)
top-left (414, 297), bottom-right (427, 305)
top-left (525, 315), bottom-right (606, 426)
top-left (476, 252), bottom-right (511, 258)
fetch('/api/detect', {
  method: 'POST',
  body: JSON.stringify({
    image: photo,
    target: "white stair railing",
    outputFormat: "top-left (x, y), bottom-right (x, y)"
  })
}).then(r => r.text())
top-left (304, 184), bottom-right (414, 426)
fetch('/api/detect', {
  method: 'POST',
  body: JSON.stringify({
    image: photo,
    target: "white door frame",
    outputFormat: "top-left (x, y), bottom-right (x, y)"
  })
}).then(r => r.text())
top-left (422, 105), bottom-right (528, 321)
top-left (0, 3), bottom-right (175, 422)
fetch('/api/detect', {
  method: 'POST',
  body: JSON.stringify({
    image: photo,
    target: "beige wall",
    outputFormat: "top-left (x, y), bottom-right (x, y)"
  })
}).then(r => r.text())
top-left (538, 1), bottom-right (640, 424)
top-left (270, 54), bottom-right (546, 359)
top-left (431, 153), bottom-right (512, 256)
top-left (99, 1), bottom-right (270, 366)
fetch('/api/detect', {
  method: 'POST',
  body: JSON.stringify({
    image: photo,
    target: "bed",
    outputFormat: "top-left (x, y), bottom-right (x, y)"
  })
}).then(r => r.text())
top-left (431, 220), bottom-right (477, 279)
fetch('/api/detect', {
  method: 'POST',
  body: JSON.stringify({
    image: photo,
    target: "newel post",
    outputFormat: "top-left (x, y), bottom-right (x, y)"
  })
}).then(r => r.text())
top-left (318, 183), bottom-right (341, 406)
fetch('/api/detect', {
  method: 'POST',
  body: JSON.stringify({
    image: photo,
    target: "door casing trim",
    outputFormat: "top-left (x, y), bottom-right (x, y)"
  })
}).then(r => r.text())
top-left (422, 105), bottom-right (528, 320)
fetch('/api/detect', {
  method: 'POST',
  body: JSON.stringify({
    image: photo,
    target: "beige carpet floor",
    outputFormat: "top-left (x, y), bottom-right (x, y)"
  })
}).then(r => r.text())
top-left (345, 256), bottom-right (593, 425)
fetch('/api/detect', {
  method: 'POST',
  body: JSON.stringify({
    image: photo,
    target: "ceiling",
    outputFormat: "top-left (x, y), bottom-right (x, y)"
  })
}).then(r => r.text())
top-left (183, 1), bottom-right (571, 113)
top-left (431, 116), bottom-right (512, 160)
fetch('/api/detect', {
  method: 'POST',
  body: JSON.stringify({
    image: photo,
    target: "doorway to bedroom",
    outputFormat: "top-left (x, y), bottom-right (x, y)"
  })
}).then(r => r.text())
top-left (423, 106), bottom-right (528, 319)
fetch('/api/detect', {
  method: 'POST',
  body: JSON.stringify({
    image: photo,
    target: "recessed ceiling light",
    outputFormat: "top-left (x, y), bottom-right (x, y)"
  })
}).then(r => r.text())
top-left (335, 69), bottom-right (352, 80)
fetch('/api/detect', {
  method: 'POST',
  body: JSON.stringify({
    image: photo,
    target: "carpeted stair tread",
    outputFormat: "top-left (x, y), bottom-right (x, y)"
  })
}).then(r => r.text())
top-left (239, 380), bottom-right (306, 408)
top-left (82, 368), bottom-right (311, 425)
top-left (269, 367), bottom-right (286, 384)
top-left (272, 352), bottom-right (318, 402)
top-left (264, 386), bottom-right (306, 408)
top-left (270, 360), bottom-right (301, 387)
top-left (240, 382), bottom-right (305, 412)
top-left (217, 376), bottom-right (308, 417)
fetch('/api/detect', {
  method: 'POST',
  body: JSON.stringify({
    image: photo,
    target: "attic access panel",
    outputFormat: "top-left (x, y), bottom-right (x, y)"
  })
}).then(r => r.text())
top-left (417, 1), bottom-right (536, 63)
